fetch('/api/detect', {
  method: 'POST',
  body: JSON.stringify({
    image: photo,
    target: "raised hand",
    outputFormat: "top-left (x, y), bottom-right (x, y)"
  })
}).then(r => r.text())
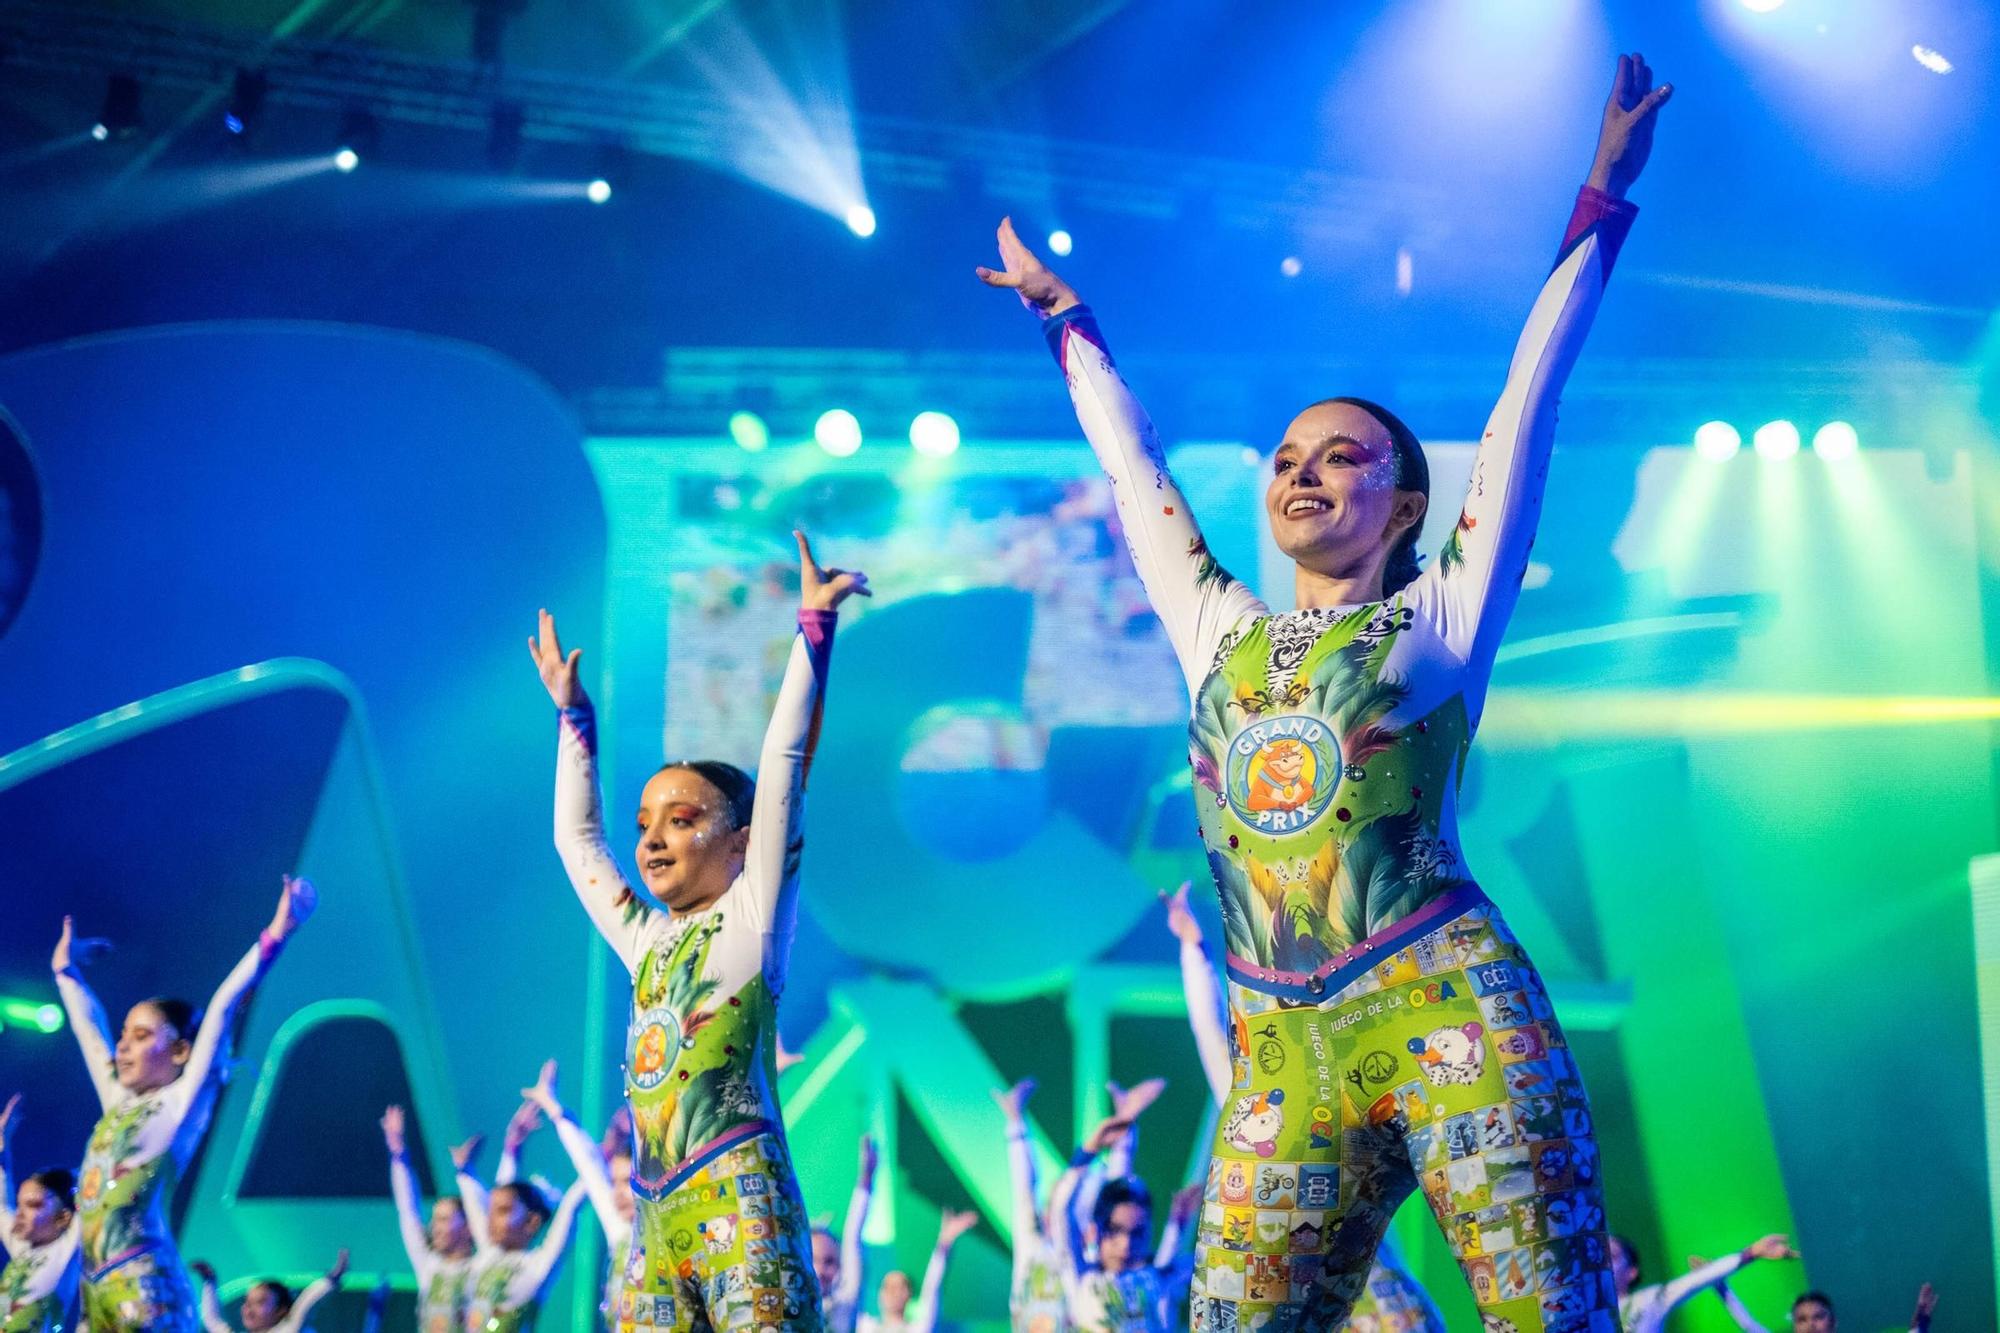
top-left (600, 1105), bottom-right (633, 1158)
top-left (1169, 1184), bottom-right (1202, 1228)
top-left (990, 1078), bottom-right (1036, 1130)
top-left (328, 1248), bottom-right (351, 1282)
top-left (937, 1209), bottom-right (980, 1247)
top-left (449, 1135), bottom-right (484, 1173)
top-left (52, 916), bottom-right (111, 972)
top-left (858, 1135), bottom-right (879, 1185)
top-left (796, 531), bottom-right (870, 612)
top-left (191, 1261), bottom-right (219, 1287)
top-left (1108, 1078), bottom-right (1166, 1125)
top-left (1912, 1282), bottom-right (1937, 1325)
top-left (380, 1105), bottom-right (407, 1155)
top-left (528, 609), bottom-right (588, 710)
top-left (1083, 1112), bottom-right (1135, 1156)
top-left (1160, 882), bottom-right (1203, 947)
top-left (270, 874), bottom-right (318, 939)
top-left (975, 217), bottom-right (1081, 318)
top-left (520, 1060), bottom-right (561, 1116)
top-left (1744, 1234), bottom-right (1798, 1262)
top-left (503, 1097), bottom-right (545, 1152)
top-left (1588, 52), bottom-right (1672, 199)
top-left (0, 1094), bottom-right (18, 1148)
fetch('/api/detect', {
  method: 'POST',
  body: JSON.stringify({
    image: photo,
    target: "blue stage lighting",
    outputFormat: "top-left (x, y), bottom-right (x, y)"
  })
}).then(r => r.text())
top-left (1753, 420), bottom-right (1800, 460)
top-left (1812, 422), bottom-right (1859, 460)
top-left (909, 412), bottom-right (960, 458)
top-left (815, 409), bottom-right (862, 456)
top-left (1695, 421), bottom-right (1742, 461)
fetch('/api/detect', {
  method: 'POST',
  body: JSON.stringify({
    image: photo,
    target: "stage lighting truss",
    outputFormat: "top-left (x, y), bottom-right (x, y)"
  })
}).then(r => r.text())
top-left (0, 1), bottom-right (1448, 243)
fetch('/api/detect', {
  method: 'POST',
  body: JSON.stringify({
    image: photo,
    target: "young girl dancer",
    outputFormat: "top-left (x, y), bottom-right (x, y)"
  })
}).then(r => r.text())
top-left (53, 877), bottom-right (316, 1331)
top-left (190, 1251), bottom-right (347, 1333)
top-left (530, 530), bottom-right (867, 1331)
top-left (0, 1096), bottom-right (80, 1333)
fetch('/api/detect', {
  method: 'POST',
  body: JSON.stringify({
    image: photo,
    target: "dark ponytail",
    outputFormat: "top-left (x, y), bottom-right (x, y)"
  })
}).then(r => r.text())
top-left (141, 997), bottom-right (198, 1041)
top-left (1320, 396), bottom-right (1430, 596)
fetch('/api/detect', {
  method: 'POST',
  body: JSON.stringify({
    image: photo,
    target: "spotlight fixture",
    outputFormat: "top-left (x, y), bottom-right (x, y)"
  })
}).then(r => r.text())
top-left (1047, 230), bottom-right (1073, 257)
top-left (94, 74), bottom-right (140, 141)
top-left (844, 205), bottom-right (876, 238)
top-left (1911, 45), bottom-right (1953, 75)
top-left (728, 412), bottom-right (770, 452)
top-left (224, 68), bottom-right (267, 137)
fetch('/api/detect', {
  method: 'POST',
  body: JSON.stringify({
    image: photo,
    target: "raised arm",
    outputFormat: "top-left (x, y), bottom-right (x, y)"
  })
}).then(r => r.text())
top-left (452, 1137), bottom-right (493, 1254)
top-left (737, 532), bottom-right (865, 949)
top-left (171, 877), bottom-right (311, 1122)
top-left (910, 1211), bottom-right (978, 1333)
top-left (990, 1080), bottom-right (1042, 1276)
top-left (1405, 54), bottom-right (1665, 681)
top-left (979, 219), bottom-right (1266, 696)
top-left (834, 1135), bottom-right (877, 1314)
top-left (1164, 885), bottom-right (1232, 1104)
top-left (51, 918), bottom-right (119, 1107)
top-left (1645, 1236), bottom-right (1793, 1324)
top-left (192, 1263), bottom-right (233, 1333)
top-left (1153, 1185), bottom-right (1201, 1272)
top-left (285, 1250), bottom-right (347, 1329)
top-left (496, 1094), bottom-right (545, 1189)
top-left (524, 1063), bottom-right (623, 1239)
top-left (381, 1107), bottom-right (433, 1273)
top-left (1050, 1112), bottom-right (1133, 1284)
top-left (0, 1095), bottom-right (19, 1256)
top-left (524, 1181), bottom-right (590, 1299)
top-left (533, 609), bottom-right (651, 975)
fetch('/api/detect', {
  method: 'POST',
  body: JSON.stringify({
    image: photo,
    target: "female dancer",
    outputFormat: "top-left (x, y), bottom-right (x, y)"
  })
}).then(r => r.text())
top-left (854, 1210), bottom-right (979, 1333)
top-left (1045, 1112), bottom-right (1200, 1333)
top-left (992, 1080), bottom-right (1165, 1333)
top-left (530, 529), bottom-right (867, 1331)
top-left (379, 1105), bottom-right (477, 1333)
top-left (1163, 885), bottom-right (1444, 1333)
top-left (981, 54), bottom-right (1671, 1332)
top-left (519, 1062), bottom-right (637, 1331)
top-left (1610, 1232), bottom-right (1795, 1333)
top-left (53, 876), bottom-right (316, 1331)
top-left (453, 1086), bottom-right (586, 1333)
top-left (0, 1096), bottom-right (80, 1332)
top-left (814, 1137), bottom-right (878, 1333)
top-left (189, 1251), bottom-right (347, 1332)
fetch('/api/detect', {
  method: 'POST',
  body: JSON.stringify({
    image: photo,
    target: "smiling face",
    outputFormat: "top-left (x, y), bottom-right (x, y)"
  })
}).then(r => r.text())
top-left (11, 1179), bottom-right (72, 1248)
top-left (116, 1002), bottom-right (191, 1093)
top-left (633, 767), bottom-right (751, 912)
top-left (1265, 401), bottom-right (1426, 590)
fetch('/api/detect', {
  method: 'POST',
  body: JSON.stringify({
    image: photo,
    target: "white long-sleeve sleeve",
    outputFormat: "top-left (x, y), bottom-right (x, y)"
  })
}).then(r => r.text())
top-left (198, 1281), bottom-right (233, 1333)
top-left (832, 1168), bottom-right (872, 1319)
top-left (1402, 186), bottom-right (1637, 714)
top-left (388, 1151), bottom-right (433, 1275)
top-left (277, 1275), bottom-right (335, 1331)
top-left (553, 703), bottom-right (651, 975)
top-left (549, 1106), bottom-right (629, 1247)
top-left (53, 966), bottom-right (119, 1109)
top-left (1042, 308), bottom-right (1269, 698)
top-left (1003, 1129), bottom-right (1040, 1287)
top-left (906, 1236), bottom-right (952, 1333)
top-left (1179, 938), bottom-right (1233, 1104)
top-left (737, 609), bottom-right (836, 996)
top-left (1622, 1252), bottom-right (1750, 1333)
top-left (456, 1169), bottom-right (493, 1255)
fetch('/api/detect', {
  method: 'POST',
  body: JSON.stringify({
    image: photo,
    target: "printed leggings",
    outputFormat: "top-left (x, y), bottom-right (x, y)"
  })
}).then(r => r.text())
top-left (1190, 890), bottom-right (1617, 1333)
top-left (620, 1130), bottom-right (823, 1333)
top-left (82, 1246), bottom-right (198, 1333)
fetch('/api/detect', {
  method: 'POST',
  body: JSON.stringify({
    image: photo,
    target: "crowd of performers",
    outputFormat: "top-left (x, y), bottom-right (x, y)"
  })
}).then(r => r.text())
top-left (0, 53), bottom-right (1946, 1333)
